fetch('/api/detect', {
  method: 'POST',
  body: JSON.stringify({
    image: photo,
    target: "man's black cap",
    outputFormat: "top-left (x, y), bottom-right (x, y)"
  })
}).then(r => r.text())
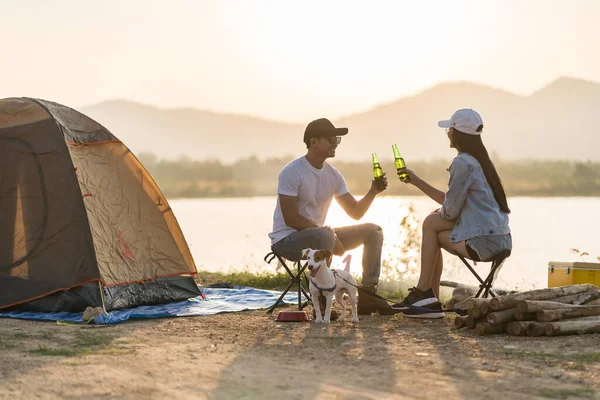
top-left (303, 118), bottom-right (349, 144)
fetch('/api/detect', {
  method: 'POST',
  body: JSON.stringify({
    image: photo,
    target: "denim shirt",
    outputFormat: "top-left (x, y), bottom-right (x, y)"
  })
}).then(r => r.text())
top-left (440, 152), bottom-right (510, 242)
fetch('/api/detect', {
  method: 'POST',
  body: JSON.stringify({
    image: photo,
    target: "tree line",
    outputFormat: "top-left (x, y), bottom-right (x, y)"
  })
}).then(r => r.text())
top-left (136, 153), bottom-right (600, 198)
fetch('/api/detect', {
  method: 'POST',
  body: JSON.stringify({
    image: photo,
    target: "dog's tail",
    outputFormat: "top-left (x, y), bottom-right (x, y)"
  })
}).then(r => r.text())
top-left (342, 254), bottom-right (352, 273)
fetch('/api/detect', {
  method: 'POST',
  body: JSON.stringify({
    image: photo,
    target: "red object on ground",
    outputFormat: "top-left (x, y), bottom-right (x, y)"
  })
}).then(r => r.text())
top-left (275, 311), bottom-right (310, 322)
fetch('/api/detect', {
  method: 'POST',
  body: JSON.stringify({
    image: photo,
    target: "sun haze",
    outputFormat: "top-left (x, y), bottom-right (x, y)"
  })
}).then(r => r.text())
top-left (2, 0), bottom-right (599, 122)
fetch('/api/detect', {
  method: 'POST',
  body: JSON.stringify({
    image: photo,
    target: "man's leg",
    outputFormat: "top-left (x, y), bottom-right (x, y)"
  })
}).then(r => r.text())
top-left (271, 227), bottom-right (336, 262)
top-left (334, 223), bottom-right (383, 287)
top-left (334, 223), bottom-right (395, 315)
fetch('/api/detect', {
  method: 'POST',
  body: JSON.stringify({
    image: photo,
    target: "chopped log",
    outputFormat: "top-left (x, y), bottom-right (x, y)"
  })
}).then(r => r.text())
top-left (517, 300), bottom-right (587, 313)
top-left (537, 306), bottom-right (600, 322)
top-left (544, 318), bottom-right (600, 336)
top-left (476, 322), bottom-right (508, 336)
top-left (488, 284), bottom-right (597, 311)
top-left (467, 298), bottom-right (491, 310)
top-left (445, 294), bottom-right (469, 310)
top-left (453, 299), bottom-right (471, 310)
top-left (526, 322), bottom-right (546, 337)
top-left (452, 287), bottom-right (476, 299)
top-left (454, 315), bottom-right (468, 329)
top-left (464, 315), bottom-right (478, 329)
top-left (468, 306), bottom-right (482, 319)
top-left (479, 302), bottom-right (490, 316)
top-left (585, 298), bottom-right (600, 306)
top-left (546, 289), bottom-right (600, 306)
top-left (441, 280), bottom-right (512, 296)
top-left (486, 307), bottom-right (517, 325)
top-left (514, 311), bottom-right (537, 321)
top-left (576, 290), bottom-right (600, 305)
top-left (506, 321), bottom-right (530, 336)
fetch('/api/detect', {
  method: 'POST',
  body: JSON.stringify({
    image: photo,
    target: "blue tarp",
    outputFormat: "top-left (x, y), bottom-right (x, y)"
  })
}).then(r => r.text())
top-left (0, 287), bottom-right (300, 325)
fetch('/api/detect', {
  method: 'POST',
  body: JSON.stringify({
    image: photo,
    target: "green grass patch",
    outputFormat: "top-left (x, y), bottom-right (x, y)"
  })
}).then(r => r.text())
top-left (74, 330), bottom-right (114, 348)
top-left (0, 338), bottom-right (17, 350)
top-left (26, 329), bottom-right (117, 357)
top-left (538, 388), bottom-right (595, 399)
top-left (199, 269), bottom-right (412, 302)
top-left (28, 346), bottom-right (77, 357)
top-left (200, 270), bottom-right (292, 291)
top-left (11, 332), bottom-right (32, 339)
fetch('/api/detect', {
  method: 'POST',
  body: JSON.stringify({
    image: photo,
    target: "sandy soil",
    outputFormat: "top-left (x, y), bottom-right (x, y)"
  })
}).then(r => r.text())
top-left (0, 307), bottom-right (599, 400)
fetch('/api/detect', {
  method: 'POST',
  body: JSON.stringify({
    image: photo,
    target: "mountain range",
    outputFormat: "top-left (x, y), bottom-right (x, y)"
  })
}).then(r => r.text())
top-left (81, 77), bottom-right (600, 162)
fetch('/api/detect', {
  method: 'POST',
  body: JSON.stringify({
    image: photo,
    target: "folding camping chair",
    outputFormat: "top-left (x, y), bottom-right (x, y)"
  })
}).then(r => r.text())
top-left (456, 249), bottom-right (511, 298)
top-left (264, 251), bottom-right (312, 314)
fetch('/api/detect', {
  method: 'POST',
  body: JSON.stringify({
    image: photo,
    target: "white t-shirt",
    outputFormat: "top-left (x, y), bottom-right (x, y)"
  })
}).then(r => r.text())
top-left (269, 156), bottom-right (349, 245)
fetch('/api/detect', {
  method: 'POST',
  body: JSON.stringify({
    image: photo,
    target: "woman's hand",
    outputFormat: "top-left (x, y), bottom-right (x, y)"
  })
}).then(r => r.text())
top-left (398, 168), bottom-right (419, 185)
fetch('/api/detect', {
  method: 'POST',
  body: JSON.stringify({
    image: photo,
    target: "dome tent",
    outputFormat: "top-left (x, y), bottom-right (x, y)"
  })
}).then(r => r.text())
top-left (0, 98), bottom-right (200, 312)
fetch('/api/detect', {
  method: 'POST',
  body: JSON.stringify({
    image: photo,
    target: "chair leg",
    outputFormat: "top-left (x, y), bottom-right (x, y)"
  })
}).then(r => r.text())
top-left (266, 260), bottom-right (312, 314)
top-left (460, 256), bottom-right (499, 299)
top-left (266, 280), bottom-right (297, 314)
top-left (475, 264), bottom-right (500, 298)
top-left (296, 261), bottom-right (302, 310)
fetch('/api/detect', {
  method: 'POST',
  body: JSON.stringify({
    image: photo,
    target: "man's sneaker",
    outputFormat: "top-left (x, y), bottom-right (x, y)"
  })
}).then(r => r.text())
top-left (391, 287), bottom-right (439, 311)
top-left (402, 302), bottom-right (445, 319)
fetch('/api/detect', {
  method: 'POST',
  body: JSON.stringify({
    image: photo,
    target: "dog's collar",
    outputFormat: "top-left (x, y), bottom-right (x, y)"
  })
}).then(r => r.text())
top-left (310, 271), bottom-right (338, 296)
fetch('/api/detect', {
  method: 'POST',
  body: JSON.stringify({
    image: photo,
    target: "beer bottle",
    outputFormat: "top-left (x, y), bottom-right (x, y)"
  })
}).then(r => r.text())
top-left (392, 144), bottom-right (410, 182)
top-left (372, 153), bottom-right (386, 191)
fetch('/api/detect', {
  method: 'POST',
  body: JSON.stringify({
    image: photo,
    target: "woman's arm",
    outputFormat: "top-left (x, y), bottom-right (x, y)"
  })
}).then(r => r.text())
top-left (400, 169), bottom-right (445, 205)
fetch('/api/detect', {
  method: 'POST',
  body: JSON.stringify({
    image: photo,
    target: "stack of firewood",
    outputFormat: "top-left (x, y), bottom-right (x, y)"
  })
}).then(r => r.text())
top-left (453, 284), bottom-right (600, 336)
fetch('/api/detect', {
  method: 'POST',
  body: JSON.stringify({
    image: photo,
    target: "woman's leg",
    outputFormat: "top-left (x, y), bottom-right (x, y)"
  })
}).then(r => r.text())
top-left (416, 211), bottom-right (456, 294)
top-left (430, 248), bottom-right (443, 298)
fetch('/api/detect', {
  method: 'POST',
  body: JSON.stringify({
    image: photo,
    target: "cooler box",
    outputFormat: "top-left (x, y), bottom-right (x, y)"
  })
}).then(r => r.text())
top-left (548, 261), bottom-right (600, 288)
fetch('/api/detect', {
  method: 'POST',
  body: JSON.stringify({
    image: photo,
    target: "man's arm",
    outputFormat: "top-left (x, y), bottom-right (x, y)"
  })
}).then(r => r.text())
top-left (335, 190), bottom-right (375, 220)
top-left (336, 173), bottom-right (388, 220)
top-left (279, 194), bottom-right (319, 231)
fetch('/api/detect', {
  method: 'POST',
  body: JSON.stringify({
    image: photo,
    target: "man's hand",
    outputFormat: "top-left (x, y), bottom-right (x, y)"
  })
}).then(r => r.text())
top-left (370, 172), bottom-right (388, 194)
top-left (333, 235), bottom-right (345, 256)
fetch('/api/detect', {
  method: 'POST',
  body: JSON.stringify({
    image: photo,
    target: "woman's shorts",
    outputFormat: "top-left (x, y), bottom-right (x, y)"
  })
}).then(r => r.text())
top-left (465, 233), bottom-right (512, 261)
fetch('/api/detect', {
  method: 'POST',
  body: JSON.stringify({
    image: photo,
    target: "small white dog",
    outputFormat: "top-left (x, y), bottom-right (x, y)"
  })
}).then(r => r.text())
top-left (302, 248), bottom-right (359, 324)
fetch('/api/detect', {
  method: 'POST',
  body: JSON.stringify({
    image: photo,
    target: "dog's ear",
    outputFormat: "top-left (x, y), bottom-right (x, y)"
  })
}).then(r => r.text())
top-left (314, 250), bottom-right (333, 265)
top-left (301, 248), bottom-right (312, 259)
top-left (314, 250), bottom-right (327, 263)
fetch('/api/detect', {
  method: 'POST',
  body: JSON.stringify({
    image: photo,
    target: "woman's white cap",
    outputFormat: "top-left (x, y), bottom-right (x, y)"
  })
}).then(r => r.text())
top-left (438, 109), bottom-right (483, 135)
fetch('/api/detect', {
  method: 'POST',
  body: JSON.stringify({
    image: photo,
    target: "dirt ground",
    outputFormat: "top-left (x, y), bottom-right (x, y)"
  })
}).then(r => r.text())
top-left (0, 307), bottom-right (599, 400)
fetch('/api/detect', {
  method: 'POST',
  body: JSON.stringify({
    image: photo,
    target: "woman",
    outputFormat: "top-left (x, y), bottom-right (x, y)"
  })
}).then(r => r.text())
top-left (393, 109), bottom-right (512, 319)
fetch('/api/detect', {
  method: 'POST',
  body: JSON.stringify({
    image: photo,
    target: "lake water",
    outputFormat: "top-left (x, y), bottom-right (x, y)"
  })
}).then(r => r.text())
top-left (169, 196), bottom-right (600, 291)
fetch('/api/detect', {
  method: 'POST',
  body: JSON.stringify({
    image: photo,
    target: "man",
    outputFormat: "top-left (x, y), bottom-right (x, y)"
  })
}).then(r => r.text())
top-left (268, 118), bottom-right (395, 315)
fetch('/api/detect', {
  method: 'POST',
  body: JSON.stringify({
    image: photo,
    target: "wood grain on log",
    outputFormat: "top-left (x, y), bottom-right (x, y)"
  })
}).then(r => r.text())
top-left (514, 311), bottom-right (537, 321)
top-left (454, 315), bottom-right (468, 329)
top-left (476, 323), bottom-right (508, 336)
top-left (526, 322), bottom-right (547, 337)
top-left (506, 321), bottom-right (530, 336)
top-left (464, 315), bottom-right (478, 329)
top-left (517, 300), bottom-right (587, 313)
top-left (544, 318), bottom-right (600, 336)
top-left (488, 284), bottom-right (596, 311)
top-left (486, 307), bottom-right (516, 325)
top-left (537, 306), bottom-right (600, 322)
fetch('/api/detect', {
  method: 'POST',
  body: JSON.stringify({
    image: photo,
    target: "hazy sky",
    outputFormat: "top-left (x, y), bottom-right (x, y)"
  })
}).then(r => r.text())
top-left (2, 0), bottom-right (599, 122)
